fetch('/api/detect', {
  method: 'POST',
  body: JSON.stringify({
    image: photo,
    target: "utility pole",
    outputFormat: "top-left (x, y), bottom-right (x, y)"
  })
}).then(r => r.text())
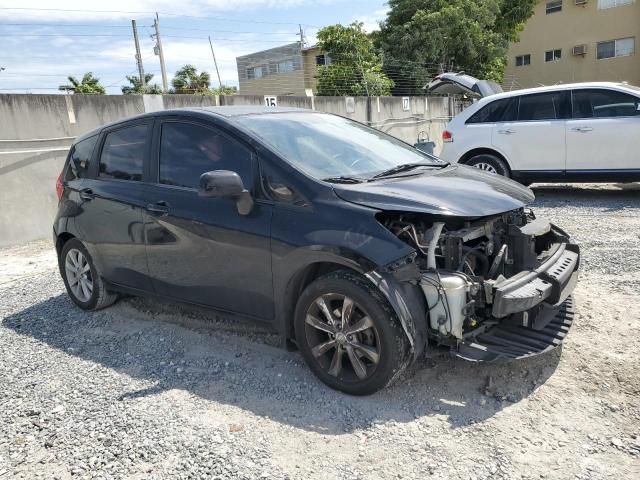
top-left (298, 24), bottom-right (306, 47)
top-left (153, 13), bottom-right (168, 92)
top-left (131, 19), bottom-right (146, 87)
top-left (208, 36), bottom-right (223, 89)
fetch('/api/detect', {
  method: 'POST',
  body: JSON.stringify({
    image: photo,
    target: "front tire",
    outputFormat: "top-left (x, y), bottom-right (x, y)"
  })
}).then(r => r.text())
top-left (59, 238), bottom-right (117, 311)
top-left (465, 153), bottom-right (510, 177)
top-left (294, 270), bottom-right (410, 395)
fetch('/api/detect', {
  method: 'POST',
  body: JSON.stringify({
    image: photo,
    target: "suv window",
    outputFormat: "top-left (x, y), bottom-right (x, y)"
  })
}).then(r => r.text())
top-left (66, 134), bottom-right (98, 180)
top-left (573, 89), bottom-right (640, 118)
top-left (98, 124), bottom-right (148, 181)
top-left (518, 91), bottom-right (569, 121)
top-left (159, 122), bottom-right (253, 189)
top-left (466, 98), bottom-right (518, 124)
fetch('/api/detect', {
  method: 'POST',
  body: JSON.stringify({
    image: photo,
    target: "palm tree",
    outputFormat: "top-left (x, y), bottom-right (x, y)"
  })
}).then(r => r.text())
top-left (59, 72), bottom-right (105, 94)
top-left (171, 64), bottom-right (211, 94)
top-left (121, 74), bottom-right (162, 94)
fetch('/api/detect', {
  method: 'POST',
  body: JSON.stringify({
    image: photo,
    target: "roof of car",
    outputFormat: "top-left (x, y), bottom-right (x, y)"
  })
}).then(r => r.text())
top-left (73, 106), bottom-right (312, 144)
top-left (479, 82), bottom-right (635, 103)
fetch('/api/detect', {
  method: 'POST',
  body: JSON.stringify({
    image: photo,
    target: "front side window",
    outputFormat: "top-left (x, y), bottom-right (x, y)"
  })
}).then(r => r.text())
top-left (518, 91), bottom-right (570, 121)
top-left (234, 113), bottom-right (443, 181)
top-left (98, 125), bottom-right (147, 181)
top-left (573, 89), bottom-right (640, 118)
top-left (546, 0), bottom-right (563, 14)
top-left (467, 98), bottom-right (518, 124)
top-left (159, 122), bottom-right (253, 189)
top-left (67, 134), bottom-right (98, 179)
top-left (515, 54), bottom-right (531, 67)
top-left (545, 49), bottom-right (562, 62)
top-left (597, 37), bottom-right (635, 59)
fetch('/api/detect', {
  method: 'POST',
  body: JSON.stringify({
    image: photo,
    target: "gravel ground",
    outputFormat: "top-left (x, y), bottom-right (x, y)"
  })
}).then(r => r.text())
top-left (1, 183), bottom-right (639, 480)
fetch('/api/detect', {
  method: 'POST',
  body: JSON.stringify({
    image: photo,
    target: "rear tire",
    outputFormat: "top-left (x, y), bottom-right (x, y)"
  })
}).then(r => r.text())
top-left (294, 270), bottom-right (410, 395)
top-left (59, 238), bottom-right (117, 311)
top-left (465, 154), bottom-right (510, 177)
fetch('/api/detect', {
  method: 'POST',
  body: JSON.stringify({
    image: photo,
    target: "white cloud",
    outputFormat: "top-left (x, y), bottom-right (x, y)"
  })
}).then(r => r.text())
top-left (355, 7), bottom-right (388, 33)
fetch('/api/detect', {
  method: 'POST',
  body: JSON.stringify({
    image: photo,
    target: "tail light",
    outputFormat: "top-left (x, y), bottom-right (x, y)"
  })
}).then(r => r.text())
top-left (56, 172), bottom-right (64, 201)
top-left (442, 130), bottom-right (453, 143)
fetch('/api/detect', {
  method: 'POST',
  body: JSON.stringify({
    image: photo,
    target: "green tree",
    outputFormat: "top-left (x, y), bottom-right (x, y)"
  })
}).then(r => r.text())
top-left (121, 74), bottom-right (163, 94)
top-left (315, 22), bottom-right (393, 96)
top-left (171, 65), bottom-right (211, 94)
top-left (211, 85), bottom-right (238, 95)
top-left (58, 72), bottom-right (106, 94)
top-left (378, 0), bottom-right (536, 94)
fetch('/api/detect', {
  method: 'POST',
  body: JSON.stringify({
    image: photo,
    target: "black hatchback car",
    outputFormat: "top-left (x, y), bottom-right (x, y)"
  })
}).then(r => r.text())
top-left (54, 107), bottom-right (579, 395)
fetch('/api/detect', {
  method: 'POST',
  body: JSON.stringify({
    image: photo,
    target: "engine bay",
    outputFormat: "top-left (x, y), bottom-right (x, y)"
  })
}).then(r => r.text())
top-left (378, 209), bottom-right (573, 343)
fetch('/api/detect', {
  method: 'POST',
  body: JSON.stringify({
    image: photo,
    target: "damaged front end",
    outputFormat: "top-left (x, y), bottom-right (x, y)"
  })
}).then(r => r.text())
top-left (378, 208), bottom-right (579, 361)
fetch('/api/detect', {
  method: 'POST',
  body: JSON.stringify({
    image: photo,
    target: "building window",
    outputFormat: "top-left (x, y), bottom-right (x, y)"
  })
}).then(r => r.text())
top-left (276, 60), bottom-right (294, 73)
top-left (247, 66), bottom-right (265, 79)
top-left (545, 49), bottom-right (562, 62)
top-left (597, 37), bottom-right (635, 59)
top-left (316, 54), bottom-right (327, 66)
top-left (515, 54), bottom-right (531, 67)
top-left (545, 0), bottom-right (563, 14)
top-left (598, 0), bottom-right (634, 9)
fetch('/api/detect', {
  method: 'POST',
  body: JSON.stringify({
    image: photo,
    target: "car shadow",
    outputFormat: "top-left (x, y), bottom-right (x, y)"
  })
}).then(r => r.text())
top-left (531, 183), bottom-right (640, 211)
top-left (2, 294), bottom-right (562, 435)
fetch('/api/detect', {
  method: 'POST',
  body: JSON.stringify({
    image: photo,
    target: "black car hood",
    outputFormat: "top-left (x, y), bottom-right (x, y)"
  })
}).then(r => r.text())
top-left (332, 164), bottom-right (535, 217)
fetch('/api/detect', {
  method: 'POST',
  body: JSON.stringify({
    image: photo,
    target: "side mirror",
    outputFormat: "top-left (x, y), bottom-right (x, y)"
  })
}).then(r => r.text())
top-left (198, 170), bottom-right (254, 215)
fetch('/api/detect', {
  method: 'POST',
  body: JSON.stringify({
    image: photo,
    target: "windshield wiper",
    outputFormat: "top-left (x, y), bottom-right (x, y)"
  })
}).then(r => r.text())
top-left (371, 162), bottom-right (447, 179)
top-left (322, 176), bottom-right (365, 184)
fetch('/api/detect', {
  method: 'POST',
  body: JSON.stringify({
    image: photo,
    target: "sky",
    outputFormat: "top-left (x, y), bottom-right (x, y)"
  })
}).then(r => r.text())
top-left (0, 0), bottom-right (389, 94)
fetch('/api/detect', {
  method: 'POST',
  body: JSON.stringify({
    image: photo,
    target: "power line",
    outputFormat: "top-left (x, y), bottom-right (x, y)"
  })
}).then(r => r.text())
top-left (0, 7), bottom-right (321, 28)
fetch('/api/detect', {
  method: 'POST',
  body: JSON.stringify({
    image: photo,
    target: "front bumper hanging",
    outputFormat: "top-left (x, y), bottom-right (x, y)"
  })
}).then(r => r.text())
top-left (457, 240), bottom-right (579, 362)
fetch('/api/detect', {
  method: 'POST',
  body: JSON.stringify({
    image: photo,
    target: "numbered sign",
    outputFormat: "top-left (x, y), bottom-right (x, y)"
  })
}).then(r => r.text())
top-left (264, 96), bottom-right (278, 107)
top-left (402, 97), bottom-right (410, 112)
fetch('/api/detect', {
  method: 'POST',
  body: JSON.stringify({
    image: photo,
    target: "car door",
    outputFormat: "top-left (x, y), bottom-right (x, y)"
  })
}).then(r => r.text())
top-left (143, 118), bottom-right (274, 320)
top-left (491, 90), bottom-right (570, 173)
top-left (567, 88), bottom-right (640, 172)
top-left (75, 121), bottom-right (153, 290)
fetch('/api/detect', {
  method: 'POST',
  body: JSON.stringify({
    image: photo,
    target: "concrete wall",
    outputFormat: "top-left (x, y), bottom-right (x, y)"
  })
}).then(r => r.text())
top-left (0, 93), bottom-right (455, 247)
top-left (505, 0), bottom-right (640, 89)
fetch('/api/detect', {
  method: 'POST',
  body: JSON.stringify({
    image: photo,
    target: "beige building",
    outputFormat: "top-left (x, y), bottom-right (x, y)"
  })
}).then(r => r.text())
top-left (504, 0), bottom-right (639, 89)
top-left (236, 43), bottom-right (327, 96)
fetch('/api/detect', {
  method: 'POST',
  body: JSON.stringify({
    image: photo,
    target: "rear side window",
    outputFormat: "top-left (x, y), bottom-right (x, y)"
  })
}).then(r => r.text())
top-left (518, 91), bottom-right (570, 121)
top-left (573, 89), bottom-right (640, 118)
top-left (466, 98), bottom-right (518, 124)
top-left (159, 122), bottom-right (253, 189)
top-left (98, 124), bottom-right (148, 181)
top-left (66, 134), bottom-right (98, 180)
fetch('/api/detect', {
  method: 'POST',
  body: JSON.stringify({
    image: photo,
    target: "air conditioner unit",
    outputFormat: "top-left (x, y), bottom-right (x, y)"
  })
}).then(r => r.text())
top-left (574, 0), bottom-right (588, 5)
top-left (572, 44), bottom-right (587, 56)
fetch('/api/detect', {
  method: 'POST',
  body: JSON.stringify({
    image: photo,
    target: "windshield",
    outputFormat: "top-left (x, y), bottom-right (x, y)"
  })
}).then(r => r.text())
top-left (234, 112), bottom-right (444, 181)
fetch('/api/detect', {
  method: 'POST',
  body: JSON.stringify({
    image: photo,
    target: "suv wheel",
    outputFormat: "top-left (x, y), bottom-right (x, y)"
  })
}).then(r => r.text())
top-left (60, 238), bottom-right (117, 311)
top-left (294, 270), bottom-right (410, 395)
top-left (466, 154), bottom-right (510, 177)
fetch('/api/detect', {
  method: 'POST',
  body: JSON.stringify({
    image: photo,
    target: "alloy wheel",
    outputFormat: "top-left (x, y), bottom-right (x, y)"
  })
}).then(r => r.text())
top-left (304, 293), bottom-right (381, 381)
top-left (472, 162), bottom-right (498, 174)
top-left (64, 248), bottom-right (93, 302)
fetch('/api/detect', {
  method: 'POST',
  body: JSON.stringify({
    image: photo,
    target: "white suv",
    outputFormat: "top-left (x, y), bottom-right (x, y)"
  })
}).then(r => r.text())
top-left (433, 79), bottom-right (640, 184)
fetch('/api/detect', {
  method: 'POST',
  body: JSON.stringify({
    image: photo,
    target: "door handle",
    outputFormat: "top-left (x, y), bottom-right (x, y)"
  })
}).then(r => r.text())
top-left (146, 201), bottom-right (171, 215)
top-left (79, 188), bottom-right (94, 201)
top-left (497, 129), bottom-right (516, 135)
top-left (571, 126), bottom-right (593, 133)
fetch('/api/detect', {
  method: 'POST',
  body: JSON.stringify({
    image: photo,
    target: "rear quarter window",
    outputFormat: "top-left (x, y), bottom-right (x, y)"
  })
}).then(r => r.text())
top-left (65, 134), bottom-right (98, 180)
top-left (466, 98), bottom-right (518, 124)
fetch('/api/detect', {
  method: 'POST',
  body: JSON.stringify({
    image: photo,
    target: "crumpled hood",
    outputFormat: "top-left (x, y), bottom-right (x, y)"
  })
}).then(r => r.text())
top-left (332, 164), bottom-right (535, 217)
